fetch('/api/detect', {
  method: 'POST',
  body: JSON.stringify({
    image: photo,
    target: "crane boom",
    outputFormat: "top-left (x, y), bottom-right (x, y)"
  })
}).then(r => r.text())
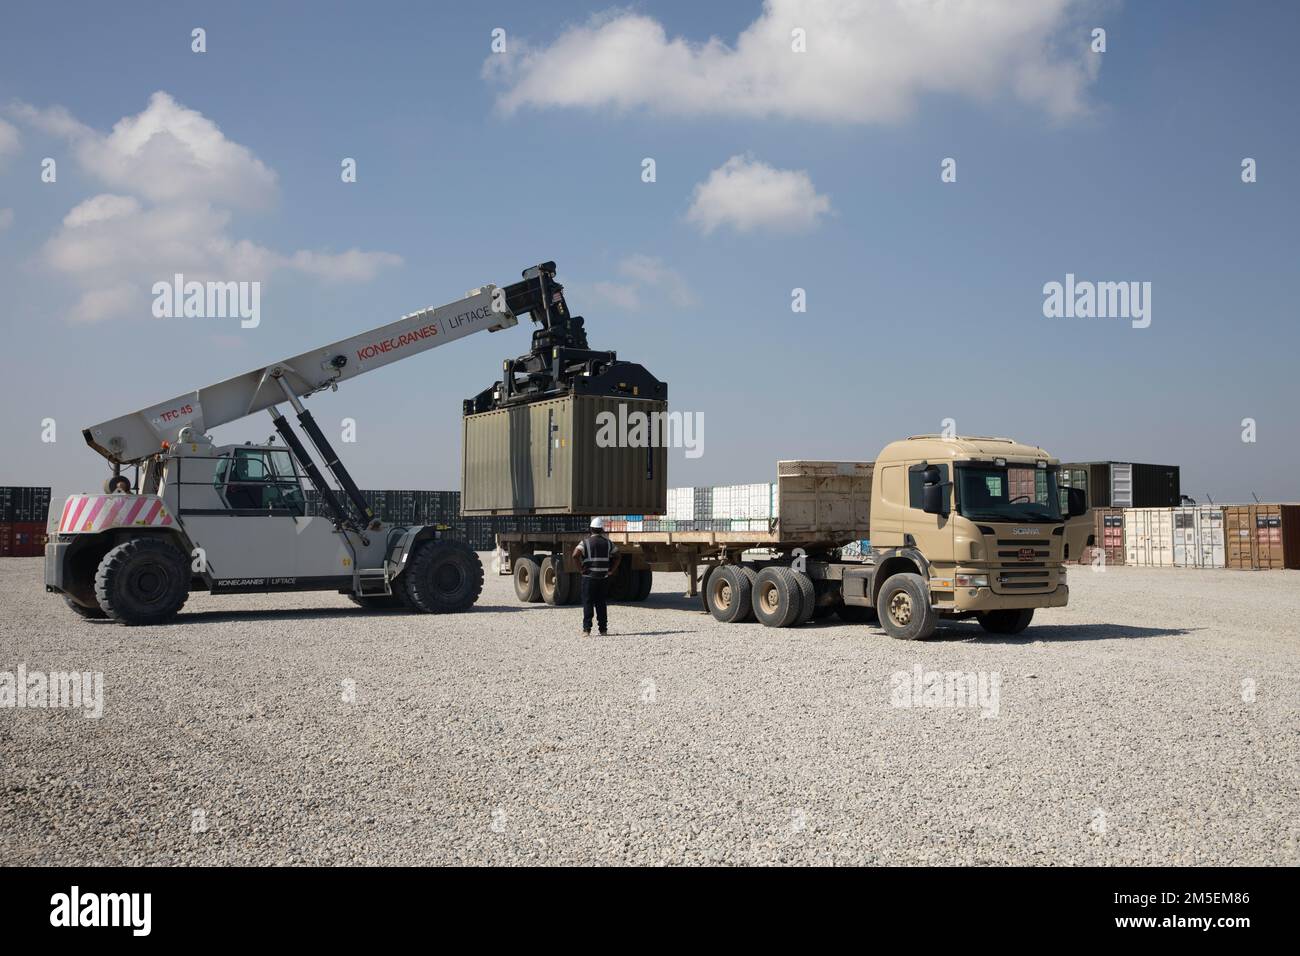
top-left (83, 284), bottom-right (517, 465)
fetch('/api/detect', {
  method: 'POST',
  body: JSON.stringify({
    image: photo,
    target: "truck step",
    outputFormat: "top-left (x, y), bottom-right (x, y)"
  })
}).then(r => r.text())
top-left (355, 568), bottom-right (391, 596)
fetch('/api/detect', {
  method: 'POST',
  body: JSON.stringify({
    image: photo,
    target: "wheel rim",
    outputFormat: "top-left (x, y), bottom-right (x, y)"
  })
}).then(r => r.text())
top-left (761, 583), bottom-right (780, 614)
top-left (888, 590), bottom-right (912, 626)
top-left (434, 560), bottom-right (465, 595)
top-left (543, 565), bottom-right (557, 591)
top-left (130, 564), bottom-right (169, 605)
top-left (716, 580), bottom-right (732, 609)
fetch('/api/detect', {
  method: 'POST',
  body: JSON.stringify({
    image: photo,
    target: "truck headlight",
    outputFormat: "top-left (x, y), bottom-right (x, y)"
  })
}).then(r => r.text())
top-left (955, 574), bottom-right (988, 588)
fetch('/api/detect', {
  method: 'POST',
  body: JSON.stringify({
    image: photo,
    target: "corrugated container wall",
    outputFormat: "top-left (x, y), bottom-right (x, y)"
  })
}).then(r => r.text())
top-left (1125, 508), bottom-right (1175, 566)
top-left (462, 395), bottom-right (668, 516)
top-left (1061, 463), bottom-right (1180, 508)
top-left (1172, 506), bottom-right (1226, 568)
top-left (1224, 504), bottom-right (1300, 569)
top-left (1093, 507), bottom-right (1126, 566)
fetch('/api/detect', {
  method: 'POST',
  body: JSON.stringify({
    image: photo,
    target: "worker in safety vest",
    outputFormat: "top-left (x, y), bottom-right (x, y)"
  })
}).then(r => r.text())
top-left (572, 517), bottom-right (621, 636)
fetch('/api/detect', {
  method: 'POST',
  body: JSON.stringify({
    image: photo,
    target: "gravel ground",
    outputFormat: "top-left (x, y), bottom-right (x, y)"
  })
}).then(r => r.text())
top-left (1, 556), bottom-right (1297, 866)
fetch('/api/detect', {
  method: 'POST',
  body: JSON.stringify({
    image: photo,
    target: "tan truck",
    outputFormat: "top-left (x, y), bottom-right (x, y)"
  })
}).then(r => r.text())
top-left (496, 435), bottom-right (1092, 640)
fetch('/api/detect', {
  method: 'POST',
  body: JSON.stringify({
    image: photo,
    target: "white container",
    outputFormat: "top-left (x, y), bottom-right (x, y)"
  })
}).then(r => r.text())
top-left (1125, 507), bottom-right (1174, 566)
top-left (1172, 506), bottom-right (1225, 568)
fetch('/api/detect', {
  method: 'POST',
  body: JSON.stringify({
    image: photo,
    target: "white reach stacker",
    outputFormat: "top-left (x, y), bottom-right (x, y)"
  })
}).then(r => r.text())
top-left (44, 266), bottom-right (560, 625)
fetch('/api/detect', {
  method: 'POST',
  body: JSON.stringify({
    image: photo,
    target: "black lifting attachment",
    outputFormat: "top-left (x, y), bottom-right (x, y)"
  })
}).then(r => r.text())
top-left (272, 372), bottom-right (374, 529)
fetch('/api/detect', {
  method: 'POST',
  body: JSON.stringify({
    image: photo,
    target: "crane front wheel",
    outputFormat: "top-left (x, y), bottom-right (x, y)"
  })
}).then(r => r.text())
top-left (94, 537), bottom-right (190, 626)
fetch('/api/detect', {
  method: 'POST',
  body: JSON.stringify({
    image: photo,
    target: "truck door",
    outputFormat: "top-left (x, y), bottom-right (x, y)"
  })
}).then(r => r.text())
top-left (178, 448), bottom-right (301, 580)
top-left (904, 461), bottom-right (953, 559)
top-left (873, 464), bottom-right (906, 547)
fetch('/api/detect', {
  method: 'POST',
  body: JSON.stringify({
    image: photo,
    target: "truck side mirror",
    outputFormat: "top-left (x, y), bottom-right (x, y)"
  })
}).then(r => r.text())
top-left (1067, 487), bottom-right (1088, 517)
top-left (921, 467), bottom-right (949, 517)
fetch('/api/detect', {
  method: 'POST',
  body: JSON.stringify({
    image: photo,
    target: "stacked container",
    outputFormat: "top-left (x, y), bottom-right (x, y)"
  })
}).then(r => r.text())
top-left (1093, 507), bottom-right (1126, 566)
top-left (1171, 506), bottom-right (1226, 568)
top-left (1224, 504), bottom-right (1300, 570)
top-left (1125, 508), bottom-right (1175, 566)
top-left (1060, 462), bottom-right (1180, 508)
top-left (0, 486), bottom-right (52, 557)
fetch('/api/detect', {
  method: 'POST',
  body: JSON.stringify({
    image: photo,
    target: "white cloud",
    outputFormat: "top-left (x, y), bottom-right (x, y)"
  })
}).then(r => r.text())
top-left (686, 155), bottom-right (831, 235)
top-left (0, 117), bottom-right (18, 164)
top-left (12, 91), bottom-right (276, 208)
top-left (0, 208), bottom-right (13, 232)
top-left (9, 94), bottom-right (401, 322)
top-left (587, 255), bottom-right (694, 311)
top-left (488, 0), bottom-right (1101, 124)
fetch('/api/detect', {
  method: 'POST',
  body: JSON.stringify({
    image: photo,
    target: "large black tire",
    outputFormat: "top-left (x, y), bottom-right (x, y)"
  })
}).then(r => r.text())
top-left (94, 537), bottom-right (189, 626)
top-left (633, 568), bottom-right (653, 602)
top-left (63, 594), bottom-right (107, 620)
top-left (348, 593), bottom-right (406, 610)
top-left (608, 560), bottom-right (635, 601)
top-left (391, 570), bottom-right (421, 610)
top-left (835, 603), bottom-right (878, 624)
top-left (564, 572), bottom-right (582, 605)
top-left (752, 566), bottom-right (803, 628)
top-left (405, 539), bottom-right (483, 613)
top-left (706, 565), bottom-right (753, 623)
top-left (875, 572), bottom-right (936, 640)
top-left (539, 556), bottom-right (574, 606)
top-left (792, 570), bottom-right (816, 624)
top-left (699, 566), bottom-right (716, 612)
top-left (977, 608), bottom-right (1035, 635)
top-left (514, 556), bottom-right (542, 603)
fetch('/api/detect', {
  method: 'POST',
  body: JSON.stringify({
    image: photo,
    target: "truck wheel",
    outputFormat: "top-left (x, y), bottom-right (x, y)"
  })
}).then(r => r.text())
top-left (406, 539), bottom-right (484, 613)
top-left (706, 565), bottom-right (753, 623)
top-left (609, 561), bottom-right (635, 601)
top-left (835, 603), bottom-right (878, 624)
top-left (753, 567), bottom-right (803, 628)
top-left (699, 566), bottom-right (716, 612)
top-left (792, 571), bottom-right (816, 624)
top-left (63, 595), bottom-right (107, 620)
top-left (633, 568), bottom-right (653, 602)
top-left (514, 556), bottom-right (542, 603)
top-left (348, 593), bottom-right (406, 610)
top-left (94, 537), bottom-right (189, 626)
top-left (540, 556), bottom-right (573, 606)
top-left (875, 573), bottom-right (936, 640)
top-left (977, 608), bottom-right (1035, 635)
top-left (565, 572), bottom-right (582, 605)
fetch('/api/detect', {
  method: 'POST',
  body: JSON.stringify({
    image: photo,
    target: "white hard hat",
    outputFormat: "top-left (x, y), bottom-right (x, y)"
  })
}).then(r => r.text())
top-left (590, 517), bottom-right (605, 531)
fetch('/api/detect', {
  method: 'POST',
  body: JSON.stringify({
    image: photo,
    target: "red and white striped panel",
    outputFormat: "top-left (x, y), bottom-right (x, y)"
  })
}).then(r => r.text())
top-left (57, 494), bottom-right (175, 533)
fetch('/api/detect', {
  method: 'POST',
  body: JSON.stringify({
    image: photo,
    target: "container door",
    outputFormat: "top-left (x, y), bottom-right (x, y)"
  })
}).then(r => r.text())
top-left (1111, 463), bottom-right (1133, 509)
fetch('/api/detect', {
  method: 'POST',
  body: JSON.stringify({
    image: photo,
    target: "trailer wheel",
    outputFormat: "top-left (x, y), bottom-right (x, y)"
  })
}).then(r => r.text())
top-left (513, 556), bottom-right (542, 603)
top-left (609, 560), bottom-right (636, 601)
top-left (792, 571), bottom-right (816, 624)
top-left (348, 593), bottom-right (406, 610)
top-left (63, 595), bottom-right (107, 620)
top-left (752, 566), bottom-right (803, 628)
top-left (706, 565), bottom-right (753, 623)
top-left (94, 537), bottom-right (189, 626)
top-left (875, 572), bottom-right (936, 640)
top-left (540, 556), bottom-right (574, 606)
top-left (564, 572), bottom-right (582, 605)
top-left (699, 566), bottom-right (716, 612)
top-left (406, 539), bottom-right (484, 613)
top-left (835, 603), bottom-right (877, 624)
top-left (977, 608), bottom-right (1035, 635)
top-left (633, 568), bottom-right (653, 601)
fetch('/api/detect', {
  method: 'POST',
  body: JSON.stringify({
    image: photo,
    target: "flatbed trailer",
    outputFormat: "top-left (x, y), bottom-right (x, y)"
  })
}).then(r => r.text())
top-left (494, 461), bottom-right (875, 622)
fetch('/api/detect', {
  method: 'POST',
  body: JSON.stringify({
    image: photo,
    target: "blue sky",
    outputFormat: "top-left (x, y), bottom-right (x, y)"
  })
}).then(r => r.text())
top-left (1, 1), bottom-right (1297, 506)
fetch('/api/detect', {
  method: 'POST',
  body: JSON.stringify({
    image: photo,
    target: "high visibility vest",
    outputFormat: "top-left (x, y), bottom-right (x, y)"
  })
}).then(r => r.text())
top-left (580, 534), bottom-right (613, 577)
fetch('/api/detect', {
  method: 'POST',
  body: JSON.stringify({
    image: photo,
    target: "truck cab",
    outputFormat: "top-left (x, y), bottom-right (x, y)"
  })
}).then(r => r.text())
top-left (856, 435), bottom-right (1091, 638)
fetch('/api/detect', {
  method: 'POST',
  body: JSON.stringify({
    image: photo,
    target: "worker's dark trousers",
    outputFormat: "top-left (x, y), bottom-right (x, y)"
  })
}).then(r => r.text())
top-left (581, 575), bottom-right (610, 633)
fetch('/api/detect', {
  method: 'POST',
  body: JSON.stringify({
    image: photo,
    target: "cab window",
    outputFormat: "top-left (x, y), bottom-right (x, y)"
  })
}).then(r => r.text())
top-left (217, 448), bottom-right (306, 514)
top-left (908, 463), bottom-right (949, 509)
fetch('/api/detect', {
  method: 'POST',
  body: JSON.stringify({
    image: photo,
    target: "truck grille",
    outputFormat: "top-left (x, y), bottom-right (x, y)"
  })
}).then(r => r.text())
top-left (992, 567), bottom-right (1054, 592)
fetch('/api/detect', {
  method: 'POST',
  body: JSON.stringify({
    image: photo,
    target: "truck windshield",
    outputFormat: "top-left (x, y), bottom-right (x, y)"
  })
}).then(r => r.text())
top-left (956, 465), bottom-right (1062, 522)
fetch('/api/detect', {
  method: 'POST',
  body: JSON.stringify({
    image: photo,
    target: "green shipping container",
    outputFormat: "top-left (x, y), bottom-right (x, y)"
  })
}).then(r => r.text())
top-left (462, 394), bottom-right (668, 516)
